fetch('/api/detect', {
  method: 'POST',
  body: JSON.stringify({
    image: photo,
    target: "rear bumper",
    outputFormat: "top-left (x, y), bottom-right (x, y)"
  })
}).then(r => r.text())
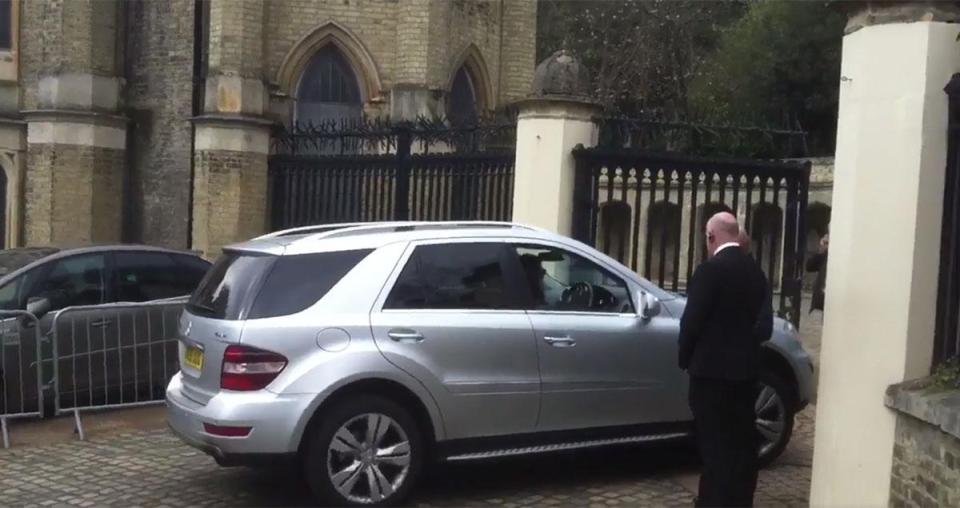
top-left (166, 420), bottom-right (296, 467)
top-left (165, 373), bottom-right (314, 463)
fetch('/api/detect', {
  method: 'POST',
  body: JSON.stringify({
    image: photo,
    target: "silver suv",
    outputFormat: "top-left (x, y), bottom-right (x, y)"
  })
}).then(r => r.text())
top-left (166, 222), bottom-right (814, 506)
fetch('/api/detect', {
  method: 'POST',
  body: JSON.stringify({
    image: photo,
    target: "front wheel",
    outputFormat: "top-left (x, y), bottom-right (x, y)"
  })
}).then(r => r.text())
top-left (756, 371), bottom-right (796, 467)
top-left (303, 395), bottom-right (423, 507)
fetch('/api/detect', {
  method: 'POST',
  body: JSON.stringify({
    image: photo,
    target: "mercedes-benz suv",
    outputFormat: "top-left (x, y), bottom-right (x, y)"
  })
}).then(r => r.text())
top-left (166, 222), bottom-right (815, 506)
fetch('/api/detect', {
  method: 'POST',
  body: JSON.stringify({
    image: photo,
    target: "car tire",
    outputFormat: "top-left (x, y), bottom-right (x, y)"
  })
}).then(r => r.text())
top-left (756, 370), bottom-right (796, 468)
top-left (303, 394), bottom-right (423, 507)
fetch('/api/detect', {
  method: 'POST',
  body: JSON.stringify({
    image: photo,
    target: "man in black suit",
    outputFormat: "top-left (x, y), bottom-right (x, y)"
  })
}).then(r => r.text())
top-left (680, 212), bottom-right (772, 507)
top-left (738, 227), bottom-right (774, 344)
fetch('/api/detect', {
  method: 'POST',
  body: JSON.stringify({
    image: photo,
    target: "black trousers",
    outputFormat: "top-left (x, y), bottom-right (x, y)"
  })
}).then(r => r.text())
top-left (688, 376), bottom-right (759, 508)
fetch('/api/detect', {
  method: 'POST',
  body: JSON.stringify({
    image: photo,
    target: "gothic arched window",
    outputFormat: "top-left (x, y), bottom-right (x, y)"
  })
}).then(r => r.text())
top-left (448, 66), bottom-right (478, 126)
top-left (296, 46), bottom-right (363, 125)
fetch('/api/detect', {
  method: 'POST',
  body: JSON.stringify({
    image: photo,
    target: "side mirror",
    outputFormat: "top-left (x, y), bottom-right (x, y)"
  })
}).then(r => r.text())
top-left (637, 290), bottom-right (662, 320)
top-left (26, 296), bottom-right (51, 318)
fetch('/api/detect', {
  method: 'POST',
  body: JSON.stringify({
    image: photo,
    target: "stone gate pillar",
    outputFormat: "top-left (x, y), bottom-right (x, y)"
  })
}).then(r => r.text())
top-left (810, 2), bottom-right (960, 505)
top-left (191, 0), bottom-right (270, 258)
top-left (21, 0), bottom-right (127, 246)
top-left (512, 50), bottom-right (600, 236)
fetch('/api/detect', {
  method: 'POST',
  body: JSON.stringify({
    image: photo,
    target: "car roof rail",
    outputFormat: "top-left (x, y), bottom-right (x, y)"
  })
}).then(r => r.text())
top-left (254, 222), bottom-right (387, 240)
top-left (292, 221), bottom-right (544, 243)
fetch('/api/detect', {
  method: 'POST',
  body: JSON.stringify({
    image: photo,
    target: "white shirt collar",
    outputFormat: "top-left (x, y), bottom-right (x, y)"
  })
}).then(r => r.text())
top-left (715, 242), bottom-right (740, 255)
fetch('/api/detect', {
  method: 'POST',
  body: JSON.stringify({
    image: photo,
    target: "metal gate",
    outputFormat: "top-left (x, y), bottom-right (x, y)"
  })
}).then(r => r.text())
top-left (572, 147), bottom-right (810, 327)
top-left (934, 73), bottom-right (960, 366)
top-left (268, 119), bottom-right (516, 230)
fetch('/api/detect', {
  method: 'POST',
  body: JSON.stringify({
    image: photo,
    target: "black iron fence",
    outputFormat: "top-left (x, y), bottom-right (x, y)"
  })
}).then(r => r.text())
top-left (572, 147), bottom-right (810, 327)
top-left (934, 74), bottom-right (960, 366)
top-left (597, 114), bottom-right (809, 159)
top-left (268, 118), bottom-right (516, 230)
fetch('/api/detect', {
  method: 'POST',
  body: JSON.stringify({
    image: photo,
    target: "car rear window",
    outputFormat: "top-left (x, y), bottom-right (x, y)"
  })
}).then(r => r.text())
top-left (247, 249), bottom-right (372, 319)
top-left (187, 253), bottom-right (277, 320)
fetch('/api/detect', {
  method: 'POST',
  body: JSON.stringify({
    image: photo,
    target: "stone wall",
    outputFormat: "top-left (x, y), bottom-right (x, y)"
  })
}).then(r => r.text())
top-left (887, 380), bottom-right (960, 508)
top-left (191, 148), bottom-right (268, 258)
top-left (264, 0), bottom-right (536, 116)
top-left (124, 0), bottom-right (196, 248)
top-left (24, 144), bottom-right (125, 246)
top-left (21, 0), bottom-right (127, 248)
top-left (265, 0), bottom-right (400, 99)
top-left (442, 0), bottom-right (501, 91)
top-left (20, 0), bottom-right (121, 110)
top-left (17, 0), bottom-right (537, 250)
top-left (498, 0), bottom-right (537, 103)
top-left (891, 412), bottom-right (960, 507)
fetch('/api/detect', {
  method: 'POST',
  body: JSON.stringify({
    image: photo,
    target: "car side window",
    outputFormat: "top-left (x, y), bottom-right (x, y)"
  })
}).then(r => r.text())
top-left (172, 254), bottom-right (211, 290)
top-left (0, 268), bottom-right (45, 311)
top-left (115, 252), bottom-right (202, 302)
top-left (27, 254), bottom-right (107, 310)
top-left (384, 243), bottom-right (514, 310)
top-left (513, 245), bottom-right (633, 314)
top-left (0, 277), bottom-right (19, 310)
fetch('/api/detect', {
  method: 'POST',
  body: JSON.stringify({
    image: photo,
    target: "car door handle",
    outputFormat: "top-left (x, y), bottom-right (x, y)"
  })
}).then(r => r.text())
top-left (89, 319), bottom-right (113, 329)
top-left (543, 336), bottom-right (576, 348)
top-left (387, 329), bottom-right (424, 343)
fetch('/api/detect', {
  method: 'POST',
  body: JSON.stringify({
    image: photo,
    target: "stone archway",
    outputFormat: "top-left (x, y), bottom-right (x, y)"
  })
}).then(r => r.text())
top-left (446, 44), bottom-right (495, 123)
top-left (275, 21), bottom-right (383, 106)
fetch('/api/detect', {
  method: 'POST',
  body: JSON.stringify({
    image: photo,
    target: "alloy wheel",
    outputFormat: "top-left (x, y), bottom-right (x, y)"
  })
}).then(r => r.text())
top-left (755, 382), bottom-right (786, 458)
top-left (327, 413), bottom-right (412, 504)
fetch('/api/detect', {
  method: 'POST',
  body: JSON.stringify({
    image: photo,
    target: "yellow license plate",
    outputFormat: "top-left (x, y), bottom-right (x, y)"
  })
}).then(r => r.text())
top-left (184, 345), bottom-right (204, 371)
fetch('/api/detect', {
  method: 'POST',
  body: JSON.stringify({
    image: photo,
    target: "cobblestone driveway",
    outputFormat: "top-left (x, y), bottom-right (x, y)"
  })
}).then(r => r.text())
top-left (0, 406), bottom-right (814, 507)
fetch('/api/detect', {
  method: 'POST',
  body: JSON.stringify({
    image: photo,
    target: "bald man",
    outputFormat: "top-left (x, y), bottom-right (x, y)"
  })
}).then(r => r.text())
top-left (679, 212), bottom-right (770, 508)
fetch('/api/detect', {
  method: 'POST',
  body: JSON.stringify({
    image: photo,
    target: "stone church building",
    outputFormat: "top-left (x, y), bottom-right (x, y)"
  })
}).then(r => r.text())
top-left (0, 0), bottom-right (536, 255)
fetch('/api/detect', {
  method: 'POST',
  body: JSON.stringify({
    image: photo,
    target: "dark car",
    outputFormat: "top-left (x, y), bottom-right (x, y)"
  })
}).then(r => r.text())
top-left (0, 245), bottom-right (211, 415)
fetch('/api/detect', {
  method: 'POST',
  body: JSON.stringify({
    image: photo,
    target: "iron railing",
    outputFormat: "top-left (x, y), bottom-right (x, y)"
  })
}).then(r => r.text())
top-left (50, 300), bottom-right (185, 439)
top-left (572, 146), bottom-right (810, 327)
top-left (596, 114), bottom-right (809, 159)
top-left (0, 310), bottom-right (43, 448)
top-left (269, 118), bottom-right (516, 230)
top-left (0, 300), bottom-right (186, 446)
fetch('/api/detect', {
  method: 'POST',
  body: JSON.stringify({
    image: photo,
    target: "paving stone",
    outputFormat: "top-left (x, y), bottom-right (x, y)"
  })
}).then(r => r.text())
top-left (0, 409), bottom-right (814, 506)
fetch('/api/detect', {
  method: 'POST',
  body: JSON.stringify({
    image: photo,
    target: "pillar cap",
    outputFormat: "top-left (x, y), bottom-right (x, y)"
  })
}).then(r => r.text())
top-left (843, 1), bottom-right (960, 34)
top-left (191, 113), bottom-right (275, 129)
top-left (529, 50), bottom-right (596, 101)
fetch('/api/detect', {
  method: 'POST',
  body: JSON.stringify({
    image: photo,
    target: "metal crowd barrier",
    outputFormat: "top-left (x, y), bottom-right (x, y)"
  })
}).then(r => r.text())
top-left (50, 299), bottom-right (186, 440)
top-left (0, 310), bottom-right (44, 448)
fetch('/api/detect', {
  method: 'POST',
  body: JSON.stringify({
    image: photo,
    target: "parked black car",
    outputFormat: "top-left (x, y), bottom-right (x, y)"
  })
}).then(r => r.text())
top-left (0, 245), bottom-right (211, 415)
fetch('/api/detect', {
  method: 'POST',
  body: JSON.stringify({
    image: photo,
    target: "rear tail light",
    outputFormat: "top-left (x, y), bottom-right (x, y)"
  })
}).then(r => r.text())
top-left (220, 345), bottom-right (287, 391)
top-left (203, 423), bottom-right (252, 437)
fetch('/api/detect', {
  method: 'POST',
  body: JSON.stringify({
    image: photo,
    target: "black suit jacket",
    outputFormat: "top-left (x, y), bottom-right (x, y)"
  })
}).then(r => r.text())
top-left (679, 246), bottom-right (771, 380)
top-left (754, 277), bottom-right (774, 345)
